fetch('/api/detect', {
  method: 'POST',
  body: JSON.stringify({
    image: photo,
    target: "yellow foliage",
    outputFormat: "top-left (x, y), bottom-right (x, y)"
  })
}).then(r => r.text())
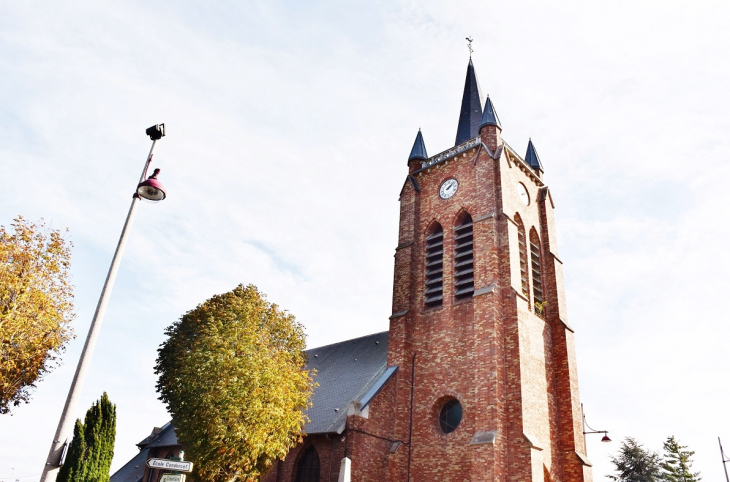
top-left (0, 217), bottom-right (75, 414)
top-left (155, 284), bottom-right (316, 482)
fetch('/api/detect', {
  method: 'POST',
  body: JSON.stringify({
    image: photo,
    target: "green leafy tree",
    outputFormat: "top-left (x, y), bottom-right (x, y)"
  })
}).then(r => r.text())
top-left (660, 436), bottom-right (701, 482)
top-left (155, 284), bottom-right (315, 482)
top-left (0, 217), bottom-right (75, 414)
top-left (610, 437), bottom-right (662, 482)
top-left (57, 392), bottom-right (117, 482)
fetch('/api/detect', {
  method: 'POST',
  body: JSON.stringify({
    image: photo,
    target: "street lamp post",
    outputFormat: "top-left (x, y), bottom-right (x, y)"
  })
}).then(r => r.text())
top-left (581, 403), bottom-right (611, 456)
top-left (40, 125), bottom-right (168, 482)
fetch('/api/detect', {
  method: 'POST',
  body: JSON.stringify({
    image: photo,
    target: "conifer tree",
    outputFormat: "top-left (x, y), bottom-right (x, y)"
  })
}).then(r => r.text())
top-left (57, 392), bottom-right (117, 482)
top-left (57, 419), bottom-right (86, 481)
top-left (609, 437), bottom-right (662, 482)
top-left (660, 436), bottom-right (701, 482)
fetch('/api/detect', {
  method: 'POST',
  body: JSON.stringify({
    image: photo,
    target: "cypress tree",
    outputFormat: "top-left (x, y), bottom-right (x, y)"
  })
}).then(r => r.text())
top-left (57, 392), bottom-right (117, 482)
top-left (661, 436), bottom-right (701, 482)
top-left (56, 419), bottom-right (86, 481)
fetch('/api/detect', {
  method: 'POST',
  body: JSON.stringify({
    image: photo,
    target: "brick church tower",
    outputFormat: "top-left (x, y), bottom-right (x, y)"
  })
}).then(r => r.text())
top-left (343, 58), bottom-right (593, 482)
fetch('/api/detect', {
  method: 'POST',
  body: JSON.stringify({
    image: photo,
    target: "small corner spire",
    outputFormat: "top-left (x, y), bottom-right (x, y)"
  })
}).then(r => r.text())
top-left (479, 95), bottom-right (501, 129)
top-left (408, 129), bottom-right (428, 162)
top-left (525, 138), bottom-right (544, 172)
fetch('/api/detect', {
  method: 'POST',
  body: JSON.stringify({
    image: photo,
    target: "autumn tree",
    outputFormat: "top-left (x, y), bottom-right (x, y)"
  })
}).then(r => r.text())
top-left (57, 392), bottom-right (117, 482)
top-left (609, 437), bottom-right (662, 482)
top-left (660, 436), bottom-right (701, 482)
top-left (0, 216), bottom-right (75, 414)
top-left (155, 284), bottom-right (315, 482)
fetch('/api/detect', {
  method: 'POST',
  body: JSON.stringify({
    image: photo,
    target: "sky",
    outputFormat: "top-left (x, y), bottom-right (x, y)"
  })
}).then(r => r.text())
top-left (1, 0), bottom-right (729, 480)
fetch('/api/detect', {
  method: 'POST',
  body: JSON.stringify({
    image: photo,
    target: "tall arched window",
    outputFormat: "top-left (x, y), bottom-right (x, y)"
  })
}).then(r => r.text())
top-left (529, 228), bottom-right (544, 316)
top-left (294, 446), bottom-right (320, 482)
top-left (514, 214), bottom-right (529, 297)
top-left (424, 223), bottom-right (444, 307)
top-left (454, 213), bottom-right (474, 300)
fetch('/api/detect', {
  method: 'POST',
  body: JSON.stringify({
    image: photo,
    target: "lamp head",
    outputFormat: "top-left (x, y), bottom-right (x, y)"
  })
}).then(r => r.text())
top-left (601, 434), bottom-right (612, 443)
top-left (146, 124), bottom-right (165, 140)
top-left (137, 168), bottom-right (166, 202)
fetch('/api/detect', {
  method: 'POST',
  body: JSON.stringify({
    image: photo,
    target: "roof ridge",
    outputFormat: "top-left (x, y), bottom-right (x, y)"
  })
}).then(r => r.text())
top-left (306, 331), bottom-right (388, 352)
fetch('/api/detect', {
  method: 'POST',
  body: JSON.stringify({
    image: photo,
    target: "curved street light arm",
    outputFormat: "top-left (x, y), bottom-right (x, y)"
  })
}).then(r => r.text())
top-left (581, 403), bottom-right (610, 457)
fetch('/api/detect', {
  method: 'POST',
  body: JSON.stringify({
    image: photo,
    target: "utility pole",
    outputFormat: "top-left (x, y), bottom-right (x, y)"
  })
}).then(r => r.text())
top-left (719, 437), bottom-right (730, 482)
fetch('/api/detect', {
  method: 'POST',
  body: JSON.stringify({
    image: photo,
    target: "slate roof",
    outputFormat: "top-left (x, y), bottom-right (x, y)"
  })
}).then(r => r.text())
top-left (146, 423), bottom-right (179, 448)
top-left (455, 58), bottom-right (484, 145)
top-left (525, 138), bottom-right (544, 172)
top-left (111, 332), bottom-right (390, 478)
top-left (111, 424), bottom-right (177, 482)
top-left (304, 331), bottom-right (389, 434)
top-left (135, 426), bottom-right (162, 449)
top-left (480, 96), bottom-right (501, 129)
top-left (408, 129), bottom-right (428, 162)
top-left (109, 446), bottom-right (149, 482)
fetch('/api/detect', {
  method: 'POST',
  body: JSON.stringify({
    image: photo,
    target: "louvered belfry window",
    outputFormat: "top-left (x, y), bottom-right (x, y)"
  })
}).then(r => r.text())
top-left (424, 223), bottom-right (444, 307)
top-left (515, 215), bottom-right (529, 297)
top-left (454, 213), bottom-right (474, 300)
top-left (530, 229), bottom-right (544, 316)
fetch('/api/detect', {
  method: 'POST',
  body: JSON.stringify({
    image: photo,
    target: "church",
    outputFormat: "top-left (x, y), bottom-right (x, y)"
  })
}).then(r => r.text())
top-left (112, 55), bottom-right (592, 482)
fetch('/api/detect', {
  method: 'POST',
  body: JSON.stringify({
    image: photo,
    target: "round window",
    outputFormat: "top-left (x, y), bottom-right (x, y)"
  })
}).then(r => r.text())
top-left (438, 399), bottom-right (462, 433)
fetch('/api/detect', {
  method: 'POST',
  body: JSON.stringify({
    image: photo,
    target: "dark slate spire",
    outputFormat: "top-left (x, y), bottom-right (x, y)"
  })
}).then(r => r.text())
top-left (455, 58), bottom-right (484, 145)
top-left (525, 138), bottom-right (544, 172)
top-left (408, 129), bottom-right (428, 162)
top-left (479, 95), bottom-right (501, 129)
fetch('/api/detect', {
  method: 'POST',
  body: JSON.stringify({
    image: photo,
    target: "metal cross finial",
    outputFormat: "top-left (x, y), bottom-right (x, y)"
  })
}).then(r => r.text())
top-left (466, 37), bottom-right (473, 57)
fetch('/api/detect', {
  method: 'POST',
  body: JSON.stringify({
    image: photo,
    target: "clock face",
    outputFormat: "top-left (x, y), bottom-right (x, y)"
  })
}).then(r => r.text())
top-left (439, 179), bottom-right (459, 199)
top-left (517, 183), bottom-right (530, 206)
